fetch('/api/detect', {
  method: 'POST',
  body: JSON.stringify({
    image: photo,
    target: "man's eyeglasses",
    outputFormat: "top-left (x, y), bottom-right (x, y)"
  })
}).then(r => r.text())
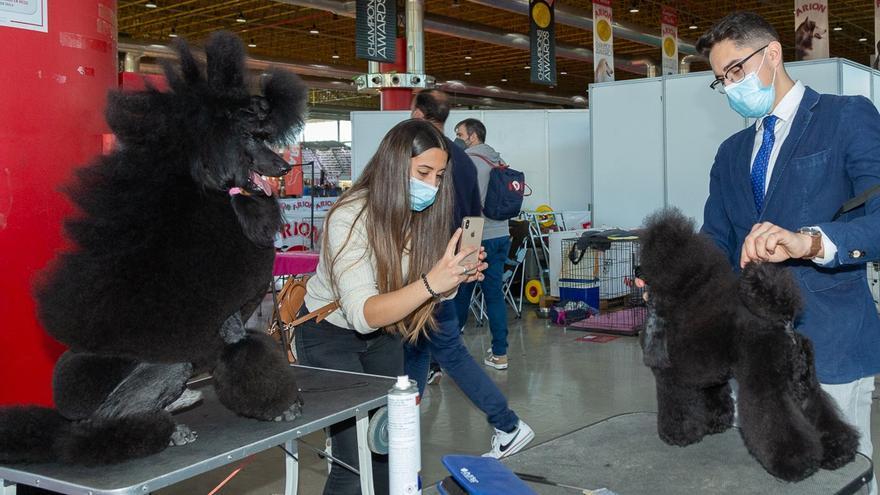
top-left (709, 44), bottom-right (769, 94)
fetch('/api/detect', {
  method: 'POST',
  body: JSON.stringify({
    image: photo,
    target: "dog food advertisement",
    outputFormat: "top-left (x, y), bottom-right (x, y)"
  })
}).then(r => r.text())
top-left (592, 0), bottom-right (615, 83)
top-left (794, 0), bottom-right (829, 61)
top-left (661, 5), bottom-right (678, 76)
top-left (274, 197), bottom-right (338, 251)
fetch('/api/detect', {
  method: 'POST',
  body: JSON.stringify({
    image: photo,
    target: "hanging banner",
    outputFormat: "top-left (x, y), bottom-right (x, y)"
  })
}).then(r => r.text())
top-left (529, 0), bottom-right (556, 86)
top-left (873, 0), bottom-right (880, 69)
top-left (661, 6), bottom-right (679, 76)
top-left (593, 0), bottom-right (615, 83)
top-left (355, 0), bottom-right (396, 63)
top-left (274, 197), bottom-right (339, 251)
top-left (794, 0), bottom-right (829, 61)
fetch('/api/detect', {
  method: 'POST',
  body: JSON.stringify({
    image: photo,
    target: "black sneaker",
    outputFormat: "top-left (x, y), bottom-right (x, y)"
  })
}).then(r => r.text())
top-left (427, 368), bottom-right (443, 385)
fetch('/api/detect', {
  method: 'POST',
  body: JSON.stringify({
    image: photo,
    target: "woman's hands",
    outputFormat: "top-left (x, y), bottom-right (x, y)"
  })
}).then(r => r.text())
top-left (424, 228), bottom-right (488, 295)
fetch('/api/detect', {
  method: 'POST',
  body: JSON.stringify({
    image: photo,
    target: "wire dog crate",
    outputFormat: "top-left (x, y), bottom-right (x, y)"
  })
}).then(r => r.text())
top-left (558, 235), bottom-right (646, 335)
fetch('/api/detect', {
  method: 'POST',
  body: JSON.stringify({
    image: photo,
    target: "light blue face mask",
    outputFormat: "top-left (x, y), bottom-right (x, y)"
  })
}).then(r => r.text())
top-left (724, 50), bottom-right (777, 118)
top-left (409, 176), bottom-right (439, 212)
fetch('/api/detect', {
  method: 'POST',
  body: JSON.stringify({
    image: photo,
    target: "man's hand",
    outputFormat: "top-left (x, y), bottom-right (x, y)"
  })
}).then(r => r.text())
top-left (740, 222), bottom-right (820, 268)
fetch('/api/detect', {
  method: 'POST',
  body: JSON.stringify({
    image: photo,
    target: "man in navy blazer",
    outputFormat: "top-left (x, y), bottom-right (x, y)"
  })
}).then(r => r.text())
top-left (698, 12), bottom-right (880, 490)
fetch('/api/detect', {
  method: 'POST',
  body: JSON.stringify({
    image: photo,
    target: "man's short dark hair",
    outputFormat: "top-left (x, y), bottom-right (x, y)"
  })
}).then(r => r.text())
top-left (456, 118), bottom-right (486, 143)
top-left (695, 12), bottom-right (779, 57)
top-left (413, 89), bottom-right (450, 125)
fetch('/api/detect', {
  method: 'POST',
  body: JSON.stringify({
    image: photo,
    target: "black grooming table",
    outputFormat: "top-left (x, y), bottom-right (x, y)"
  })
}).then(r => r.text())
top-left (426, 412), bottom-right (873, 494)
top-left (0, 366), bottom-right (393, 495)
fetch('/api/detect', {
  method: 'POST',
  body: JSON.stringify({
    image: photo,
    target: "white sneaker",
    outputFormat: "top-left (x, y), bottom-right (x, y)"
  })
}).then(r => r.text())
top-left (483, 420), bottom-right (534, 459)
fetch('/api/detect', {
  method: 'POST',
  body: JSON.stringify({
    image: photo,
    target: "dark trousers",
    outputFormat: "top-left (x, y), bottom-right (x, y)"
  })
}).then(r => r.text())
top-left (295, 317), bottom-right (403, 495)
top-left (405, 300), bottom-right (519, 433)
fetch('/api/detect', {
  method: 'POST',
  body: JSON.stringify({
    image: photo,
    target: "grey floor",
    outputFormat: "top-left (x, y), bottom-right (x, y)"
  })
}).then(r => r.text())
top-left (156, 301), bottom-right (880, 495)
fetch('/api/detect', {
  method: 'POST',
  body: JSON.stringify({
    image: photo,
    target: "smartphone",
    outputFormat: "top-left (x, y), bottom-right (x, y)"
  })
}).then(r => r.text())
top-left (458, 216), bottom-right (484, 267)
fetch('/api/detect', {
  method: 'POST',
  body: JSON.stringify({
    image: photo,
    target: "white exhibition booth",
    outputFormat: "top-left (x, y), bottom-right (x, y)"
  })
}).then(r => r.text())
top-left (350, 109), bottom-right (592, 214)
top-left (591, 58), bottom-right (880, 229)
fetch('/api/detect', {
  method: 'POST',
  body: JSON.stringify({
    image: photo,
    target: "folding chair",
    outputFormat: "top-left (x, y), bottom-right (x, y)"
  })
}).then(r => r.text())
top-left (469, 220), bottom-right (530, 325)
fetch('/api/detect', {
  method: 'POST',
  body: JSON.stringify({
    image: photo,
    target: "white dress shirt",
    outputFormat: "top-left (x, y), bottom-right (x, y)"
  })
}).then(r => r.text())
top-left (749, 80), bottom-right (836, 264)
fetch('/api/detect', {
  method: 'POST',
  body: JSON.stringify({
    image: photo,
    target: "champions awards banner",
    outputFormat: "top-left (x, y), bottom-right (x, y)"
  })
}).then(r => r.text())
top-left (661, 6), bottom-right (678, 75)
top-left (794, 0), bottom-right (829, 61)
top-left (529, 0), bottom-right (556, 86)
top-left (592, 0), bottom-right (614, 83)
top-left (355, 0), bottom-right (396, 63)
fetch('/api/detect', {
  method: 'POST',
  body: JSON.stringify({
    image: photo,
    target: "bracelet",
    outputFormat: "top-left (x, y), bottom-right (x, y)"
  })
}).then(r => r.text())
top-left (421, 273), bottom-right (440, 300)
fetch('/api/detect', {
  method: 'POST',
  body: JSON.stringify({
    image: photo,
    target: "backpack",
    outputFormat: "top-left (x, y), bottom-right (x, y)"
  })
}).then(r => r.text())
top-left (471, 154), bottom-right (529, 221)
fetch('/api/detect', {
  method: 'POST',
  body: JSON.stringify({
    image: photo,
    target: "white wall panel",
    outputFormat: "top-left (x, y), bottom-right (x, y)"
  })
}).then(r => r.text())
top-left (591, 79), bottom-right (664, 229)
top-left (664, 72), bottom-right (746, 227)
top-left (547, 110), bottom-right (591, 211)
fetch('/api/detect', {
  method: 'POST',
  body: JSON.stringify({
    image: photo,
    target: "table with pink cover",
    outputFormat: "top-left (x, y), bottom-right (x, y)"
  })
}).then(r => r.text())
top-left (273, 251), bottom-right (320, 276)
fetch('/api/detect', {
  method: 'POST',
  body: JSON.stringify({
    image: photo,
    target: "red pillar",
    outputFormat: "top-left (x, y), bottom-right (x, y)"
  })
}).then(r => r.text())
top-left (380, 37), bottom-right (413, 111)
top-left (0, 1), bottom-right (118, 406)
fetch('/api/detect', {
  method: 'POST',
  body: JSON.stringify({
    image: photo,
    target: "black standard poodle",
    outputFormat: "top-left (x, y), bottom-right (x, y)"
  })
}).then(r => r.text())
top-left (638, 209), bottom-right (859, 482)
top-left (0, 32), bottom-right (307, 466)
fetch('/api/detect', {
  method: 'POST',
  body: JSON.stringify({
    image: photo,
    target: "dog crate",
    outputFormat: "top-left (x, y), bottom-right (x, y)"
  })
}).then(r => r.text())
top-left (558, 235), bottom-right (646, 335)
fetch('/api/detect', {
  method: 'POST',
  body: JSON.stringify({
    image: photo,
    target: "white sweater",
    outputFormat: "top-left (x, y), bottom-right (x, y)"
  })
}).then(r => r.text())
top-left (304, 196), bottom-right (400, 334)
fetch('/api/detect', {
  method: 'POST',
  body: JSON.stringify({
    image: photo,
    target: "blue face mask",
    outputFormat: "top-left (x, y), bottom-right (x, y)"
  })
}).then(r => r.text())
top-left (410, 176), bottom-right (439, 212)
top-left (724, 50), bottom-right (777, 118)
top-left (453, 137), bottom-right (467, 150)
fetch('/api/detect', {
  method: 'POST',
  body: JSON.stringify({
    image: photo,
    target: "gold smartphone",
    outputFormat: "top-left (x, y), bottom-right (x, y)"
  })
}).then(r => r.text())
top-left (458, 216), bottom-right (484, 267)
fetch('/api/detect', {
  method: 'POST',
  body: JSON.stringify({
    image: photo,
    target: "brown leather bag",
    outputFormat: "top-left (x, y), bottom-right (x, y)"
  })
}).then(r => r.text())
top-left (269, 276), bottom-right (339, 363)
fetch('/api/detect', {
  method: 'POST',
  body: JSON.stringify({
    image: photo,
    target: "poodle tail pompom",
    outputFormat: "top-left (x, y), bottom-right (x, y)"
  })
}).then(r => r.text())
top-left (0, 406), bottom-right (70, 464)
top-left (738, 262), bottom-right (803, 321)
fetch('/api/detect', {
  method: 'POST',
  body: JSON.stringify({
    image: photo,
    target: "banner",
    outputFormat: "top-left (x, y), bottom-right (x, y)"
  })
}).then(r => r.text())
top-left (874, 0), bottom-right (880, 69)
top-left (355, 0), bottom-right (396, 63)
top-left (661, 6), bottom-right (678, 76)
top-left (0, 0), bottom-right (47, 32)
top-left (794, 0), bottom-right (829, 61)
top-left (529, 0), bottom-right (556, 86)
top-left (592, 0), bottom-right (614, 83)
top-left (274, 197), bottom-right (339, 250)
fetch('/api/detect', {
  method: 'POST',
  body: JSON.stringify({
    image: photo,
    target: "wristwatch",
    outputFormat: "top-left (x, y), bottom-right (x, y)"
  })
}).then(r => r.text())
top-left (798, 227), bottom-right (823, 259)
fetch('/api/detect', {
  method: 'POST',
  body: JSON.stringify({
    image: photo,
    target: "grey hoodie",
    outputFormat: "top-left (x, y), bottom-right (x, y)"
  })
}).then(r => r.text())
top-left (465, 143), bottom-right (510, 241)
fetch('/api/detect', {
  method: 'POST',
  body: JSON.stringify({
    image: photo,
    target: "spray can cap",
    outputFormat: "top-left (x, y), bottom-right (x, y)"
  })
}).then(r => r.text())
top-left (395, 375), bottom-right (410, 390)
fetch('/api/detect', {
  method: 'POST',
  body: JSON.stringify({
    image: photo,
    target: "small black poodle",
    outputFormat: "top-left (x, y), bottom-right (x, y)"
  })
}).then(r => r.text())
top-left (638, 209), bottom-right (859, 482)
top-left (0, 32), bottom-right (307, 466)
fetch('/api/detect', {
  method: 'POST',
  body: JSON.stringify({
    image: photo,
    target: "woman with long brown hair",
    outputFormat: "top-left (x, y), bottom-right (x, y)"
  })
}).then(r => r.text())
top-left (297, 119), bottom-right (485, 495)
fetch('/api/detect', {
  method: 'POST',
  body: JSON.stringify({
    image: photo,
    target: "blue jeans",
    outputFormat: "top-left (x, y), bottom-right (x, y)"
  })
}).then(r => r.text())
top-left (405, 300), bottom-right (519, 433)
top-left (454, 236), bottom-right (512, 356)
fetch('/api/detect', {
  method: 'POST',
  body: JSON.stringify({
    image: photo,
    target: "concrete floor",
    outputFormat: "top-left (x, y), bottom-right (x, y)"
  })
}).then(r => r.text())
top-left (154, 303), bottom-right (880, 495)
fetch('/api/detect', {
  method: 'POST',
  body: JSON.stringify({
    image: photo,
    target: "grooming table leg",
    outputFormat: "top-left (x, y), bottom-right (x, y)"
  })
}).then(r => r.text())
top-left (356, 410), bottom-right (375, 495)
top-left (284, 439), bottom-right (298, 495)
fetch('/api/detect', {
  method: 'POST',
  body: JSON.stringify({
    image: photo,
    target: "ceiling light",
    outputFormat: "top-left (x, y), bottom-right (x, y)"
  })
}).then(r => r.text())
top-left (500, 75), bottom-right (508, 82)
top-left (860, 37), bottom-right (868, 42)
top-left (689, 25), bottom-right (699, 30)
top-left (144, 1), bottom-right (157, 7)
top-left (168, 27), bottom-right (177, 38)
top-left (523, 65), bottom-right (530, 69)
top-left (629, 7), bottom-right (639, 13)
top-left (464, 70), bottom-right (471, 76)
top-left (560, 71), bottom-right (568, 75)
top-left (309, 24), bottom-right (319, 34)
top-left (236, 13), bottom-right (247, 23)
top-left (464, 54), bottom-right (472, 60)
top-left (833, 26), bottom-right (843, 32)
top-left (248, 39), bottom-right (257, 48)
top-left (332, 50), bottom-right (340, 59)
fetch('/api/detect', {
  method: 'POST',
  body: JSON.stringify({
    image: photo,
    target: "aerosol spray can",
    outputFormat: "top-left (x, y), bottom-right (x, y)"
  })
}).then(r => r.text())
top-left (388, 375), bottom-right (421, 494)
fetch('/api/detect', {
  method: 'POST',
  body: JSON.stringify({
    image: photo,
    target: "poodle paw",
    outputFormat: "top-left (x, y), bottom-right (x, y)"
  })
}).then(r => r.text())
top-left (820, 433), bottom-right (859, 470)
top-left (763, 455), bottom-right (819, 482)
top-left (273, 396), bottom-right (303, 422)
top-left (168, 424), bottom-right (198, 446)
top-left (165, 388), bottom-right (203, 413)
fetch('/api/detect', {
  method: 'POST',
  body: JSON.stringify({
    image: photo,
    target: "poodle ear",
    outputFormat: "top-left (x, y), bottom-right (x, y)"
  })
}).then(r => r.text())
top-left (204, 31), bottom-right (247, 97)
top-left (260, 68), bottom-right (308, 143)
top-left (738, 263), bottom-right (802, 322)
top-left (163, 38), bottom-right (202, 94)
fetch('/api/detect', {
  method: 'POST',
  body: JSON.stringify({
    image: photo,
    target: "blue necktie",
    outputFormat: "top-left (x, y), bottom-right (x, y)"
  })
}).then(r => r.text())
top-left (751, 115), bottom-right (778, 213)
